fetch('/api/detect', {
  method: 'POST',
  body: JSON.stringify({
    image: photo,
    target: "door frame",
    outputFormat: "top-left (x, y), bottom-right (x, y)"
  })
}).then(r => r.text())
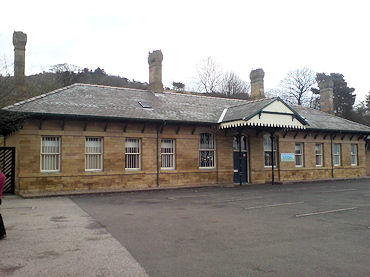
top-left (233, 135), bottom-right (249, 184)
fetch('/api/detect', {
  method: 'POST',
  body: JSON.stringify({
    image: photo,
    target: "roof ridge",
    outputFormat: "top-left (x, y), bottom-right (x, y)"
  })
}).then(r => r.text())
top-left (161, 90), bottom-right (251, 102)
top-left (3, 83), bottom-right (79, 110)
top-left (227, 97), bottom-right (276, 109)
top-left (74, 83), bottom-right (149, 93)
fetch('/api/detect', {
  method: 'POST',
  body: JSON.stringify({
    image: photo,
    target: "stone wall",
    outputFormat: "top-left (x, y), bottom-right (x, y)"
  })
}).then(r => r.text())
top-left (249, 131), bottom-right (366, 183)
top-left (367, 147), bottom-right (370, 176)
top-left (4, 118), bottom-right (367, 196)
top-left (7, 119), bottom-right (233, 196)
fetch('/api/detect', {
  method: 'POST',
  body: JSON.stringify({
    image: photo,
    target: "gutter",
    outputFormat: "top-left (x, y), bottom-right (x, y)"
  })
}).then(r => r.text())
top-left (331, 135), bottom-right (334, 178)
top-left (3, 111), bottom-right (218, 127)
top-left (156, 125), bottom-right (160, 187)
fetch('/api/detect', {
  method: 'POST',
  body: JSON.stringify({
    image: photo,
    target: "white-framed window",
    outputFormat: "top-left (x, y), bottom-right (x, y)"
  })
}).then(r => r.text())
top-left (295, 143), bottom-right (304, 167)
top-left (315, 143), bottom-right (323, 167)
top-left (333, 143), bottom-right (341, 166)
top-left (351, 144), bottom-right (358, 166)
top-left (264, 134), bottom-right (277, 167)
top-left (125, 138), bottom-right (141, 170)
top-left (41, 136), bottom-right (61, 172)
top-left (199, 133), bottom-right (216, 168)
top-left (161, 139), bottom-right (175, 169)
top-left (85, 137), bottom-right (103, 171)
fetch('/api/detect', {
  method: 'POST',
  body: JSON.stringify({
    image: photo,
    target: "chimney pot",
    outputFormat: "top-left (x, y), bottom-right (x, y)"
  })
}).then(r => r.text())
top-left (148, 50), bottom-right (163, 93)
top-left (250, 68), bottom-right (265, 99)
top-left (13, 31), bottom-right (27, 91)
top-left (318, 78), bottom-right (334, 114)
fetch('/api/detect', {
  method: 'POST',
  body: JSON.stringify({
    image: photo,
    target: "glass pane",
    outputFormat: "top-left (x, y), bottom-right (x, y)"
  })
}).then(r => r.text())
top-left (295, 144), bottom-right (302, 154)
top-left (161, 139), bottom-right (174, 154)
top-left (265, 152), bottom-right (272, 166)
top-left (200, 133), bottom-right (214, 149)
top-left (126, 139), bottom-right (140, 154)
top-left (334, 155), bottom-right (340, 165)
top-left (233, 136), bottom-right (247, 151)
top-left (233, 137), bottom-right (238, 151)
top-left (296, 155), bottom-right (302, 166)
top-left (200, 150), bottom-right (215, 167)
top-left (264, 135), bottom-right (271, 151)
top-left (334, 144), bottom-right (340, 155)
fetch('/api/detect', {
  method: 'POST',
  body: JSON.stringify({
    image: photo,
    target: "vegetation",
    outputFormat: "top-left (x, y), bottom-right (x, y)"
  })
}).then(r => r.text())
top-left (0, 63), bottom-right (148, 136)
top-left (195, 57), bottom-right (250, 100)
top-left (313, 73), bottom-right (356, 120)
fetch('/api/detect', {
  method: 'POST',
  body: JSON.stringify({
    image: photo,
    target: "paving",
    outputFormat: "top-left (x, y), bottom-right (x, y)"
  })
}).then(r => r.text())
top-left (72, 179), bottom-right (370, 277)
top-left (0, 196), bottom-right (148, 277)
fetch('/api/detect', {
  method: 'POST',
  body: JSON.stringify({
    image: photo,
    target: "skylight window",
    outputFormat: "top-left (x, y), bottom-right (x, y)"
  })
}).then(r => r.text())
top-left (138, 101), bottom-right (152, 109)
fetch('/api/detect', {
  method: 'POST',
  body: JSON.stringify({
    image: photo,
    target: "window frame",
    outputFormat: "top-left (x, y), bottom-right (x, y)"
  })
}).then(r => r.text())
top-left (40, 136), bottom-right (61, 173)
top-left (295, 143), bottom-right (304, 167)
top-left (85, 137), bottom-right (103, 172)
top-left (333, 143), bottom-right (341, 166)
top-left (263, 134), bottom-right (277, 167)
top-left (125, 138), bottom-right (141, 170)
top-left (315, 143), bottom-right (323, 167)
top-left (350, 144), bottom-right (358, 166)
top-left (161, 139), bottom-right (176, 170)
top-left (199, 133), bottom-right (216, 169)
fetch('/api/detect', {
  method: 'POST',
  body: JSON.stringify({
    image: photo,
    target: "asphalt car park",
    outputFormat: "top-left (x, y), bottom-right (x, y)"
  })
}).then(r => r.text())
top-left (72, 179), bottom-right (370, 277)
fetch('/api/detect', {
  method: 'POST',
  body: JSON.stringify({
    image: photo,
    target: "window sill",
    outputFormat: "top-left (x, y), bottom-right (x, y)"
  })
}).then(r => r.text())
top-left (41, 170), bottom-right (60, 174)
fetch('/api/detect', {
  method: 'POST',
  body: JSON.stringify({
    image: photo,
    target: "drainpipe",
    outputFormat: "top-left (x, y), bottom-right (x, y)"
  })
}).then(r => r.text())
top-left (238, 129), bottom-right (242, 186)
top-left (271, 131), bottom-right (275, 185)
top-left (330, 134), bottom-right (334, 178)
top-left (156, 125), bottom-right (160, 187)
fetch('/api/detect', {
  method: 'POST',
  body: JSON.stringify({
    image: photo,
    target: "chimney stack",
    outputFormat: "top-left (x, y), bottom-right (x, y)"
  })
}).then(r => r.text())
top-left (148, 50), bottom-right (163, 93)
top-left (318, 78), bottom-right (334, 114)
top-left (13, 31), bottom-right (27, 91)
top-left (250, 68), bottom-right (265, 99)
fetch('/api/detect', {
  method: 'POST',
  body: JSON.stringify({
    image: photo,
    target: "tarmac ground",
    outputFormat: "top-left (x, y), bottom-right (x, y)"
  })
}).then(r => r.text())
top-left (72, 179), bottom-right (370, 277)
top-left (0, 179), bottom-right (369, 276)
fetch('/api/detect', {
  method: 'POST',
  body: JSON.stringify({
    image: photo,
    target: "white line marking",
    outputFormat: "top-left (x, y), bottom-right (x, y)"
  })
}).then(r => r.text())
top-left (318, 189), bottom-right (357, 193)
top-left (245, 202), bottom-right (304, 210)
top-left (295, 207), bottom-right (358, 218)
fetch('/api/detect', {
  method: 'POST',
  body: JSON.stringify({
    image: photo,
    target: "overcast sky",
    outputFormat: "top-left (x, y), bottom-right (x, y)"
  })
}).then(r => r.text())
top-left (1, 0), bottom-right (369, 102)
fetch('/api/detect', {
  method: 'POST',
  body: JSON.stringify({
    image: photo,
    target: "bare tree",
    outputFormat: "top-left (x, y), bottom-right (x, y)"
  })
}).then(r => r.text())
top-left (49, 63), bottom-right (82, 73)
top-left (195, 57), bottom-right (223, 93)
top-left (221, 71), bottom-right (250, 97)
top-left (279, 68), bottom-right (317, 107)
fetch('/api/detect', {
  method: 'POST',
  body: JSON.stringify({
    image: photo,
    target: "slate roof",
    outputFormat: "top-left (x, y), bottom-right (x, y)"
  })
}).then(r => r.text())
top-left (221, 98), bottom-right (275, 122)
top-left (3, 83), bottom-right (370, 134)
top-left (2, 84), bottom-right (247, 124)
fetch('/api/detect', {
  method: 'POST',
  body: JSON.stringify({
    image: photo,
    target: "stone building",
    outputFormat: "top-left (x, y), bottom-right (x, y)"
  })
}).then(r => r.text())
top-left (2, 32), bottom-right (370, 196)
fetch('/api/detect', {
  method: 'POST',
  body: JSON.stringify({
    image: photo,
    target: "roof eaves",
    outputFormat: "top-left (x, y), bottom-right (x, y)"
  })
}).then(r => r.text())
top-left (15, 111), bottom-right (217, 126)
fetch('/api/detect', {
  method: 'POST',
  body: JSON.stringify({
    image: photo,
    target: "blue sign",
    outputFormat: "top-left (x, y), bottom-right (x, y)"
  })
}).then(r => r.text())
top-left (281, 153), bottom-right (295, 162)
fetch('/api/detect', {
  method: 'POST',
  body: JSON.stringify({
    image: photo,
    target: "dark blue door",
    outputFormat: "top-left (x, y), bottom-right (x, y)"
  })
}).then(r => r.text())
top-left (233, 151), bottom-right (248, 183)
